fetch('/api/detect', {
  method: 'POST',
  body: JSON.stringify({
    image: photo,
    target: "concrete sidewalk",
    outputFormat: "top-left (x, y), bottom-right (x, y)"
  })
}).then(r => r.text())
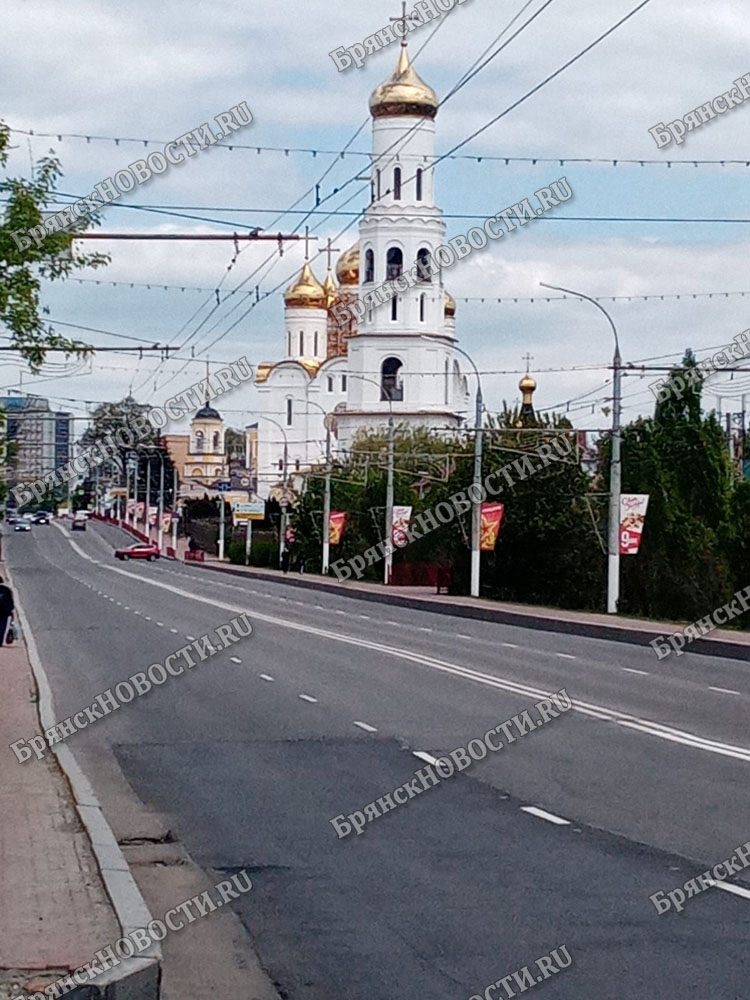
top-left (0, 560), bottom-right (158, 1000)
top-left (190, 556), bottom-right (750, 660)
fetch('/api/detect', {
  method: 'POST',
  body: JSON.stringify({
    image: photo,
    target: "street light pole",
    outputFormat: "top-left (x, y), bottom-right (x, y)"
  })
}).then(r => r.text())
top-left (157, 452), bottom-right (165, 552)
top-left (144, 457), bottom-right (151, 540)
top-left (540, 281), bottom-right (622, 614)
top-left (172, 466), bottom-right (179, 553)
top-left (304, 395), bottom-right (334, 576)
top-left (385, 413), bottom-right (395, 585)
top-left (424, 337), bottom-right (483, 597)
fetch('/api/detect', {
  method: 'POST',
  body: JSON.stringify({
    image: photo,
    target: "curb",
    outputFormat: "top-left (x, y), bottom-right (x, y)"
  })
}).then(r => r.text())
top-left (188, 561), bottom-right (750, 662)
top-left (5, 563), bottom-right (161, 1000)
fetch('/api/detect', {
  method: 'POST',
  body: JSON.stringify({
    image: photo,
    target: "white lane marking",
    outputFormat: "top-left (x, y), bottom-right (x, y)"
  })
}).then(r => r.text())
top-left (124, 606), bottom-right (130, 610)
top-left (413, 751), bottom-right (440, 767)
top-left (335, 610), bottom-right (347, 615)
top-left (419, 627), bottom-right (433, 633)
top-left (709, 686), bottom-right (741, 696)
top-left (354, 721), bottom-right (378, 733)
top-left (134, 610), bottom-right (142, 615)
top-left (387, 620), bottom-right (400, 626)
top-left (186, 635), bottom-right (196, 641)
top-left (230, 656), bottom-right (242, 664)
top-left (259, 674), bottom-right (274, 682)
top-left (556, 653), bottom-right (576, 660)
top-left (56, 526), bottom-right (750, 766)
top-left (359, 614), bottom-right (371, 620)
top-left (502, 642), bottom-right (518, 649)
top-left (521, 806), bottom-right (571, 826)
top-left (116, 601), bottom-right (122, 606)
top-left (622, 667), bottom-right (649, 676)
top-left (156, 622), bottom-right (164, 627)
top-left (144, 616), bottom-right (152, 621)
top-left (457, 633), bottom-right (472, 640)
top-left (711, 880), bottom-right (750, 900)
top-left (299, 694), bottom-right (318, 703)
top-left (170, 628), bottom-right (179, 633)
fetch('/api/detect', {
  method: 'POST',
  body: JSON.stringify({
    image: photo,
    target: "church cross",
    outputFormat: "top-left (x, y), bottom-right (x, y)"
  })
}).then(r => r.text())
top-left (325, 237), bottom-right (340, 270)
top-left (523, 353), bottom-right (534, 372)
top-left (390, 2), bottom-right (409, 44)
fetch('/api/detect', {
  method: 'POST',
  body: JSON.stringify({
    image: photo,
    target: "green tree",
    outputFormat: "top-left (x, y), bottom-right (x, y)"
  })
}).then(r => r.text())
top-left (0, 122), bottom-right (108, 369)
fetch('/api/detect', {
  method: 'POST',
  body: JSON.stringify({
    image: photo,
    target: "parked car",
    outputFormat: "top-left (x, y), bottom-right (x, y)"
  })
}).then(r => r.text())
top-left (114, 542), bottom-right (160, 561)
top-left (6, 511), bottom-right (18, 524)
top-left (31, 512), bottom-right (50, 524)
top-left (71, 512), bottom-right (87, 531)
top-left (14, 517), bottom-right (32, 532)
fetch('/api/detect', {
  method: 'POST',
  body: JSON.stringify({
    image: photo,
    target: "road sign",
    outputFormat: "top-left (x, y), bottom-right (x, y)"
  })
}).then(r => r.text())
top-left (233, 501), bottom-right (265, 522)
top-left (216, 481), bottom-right (232, 493)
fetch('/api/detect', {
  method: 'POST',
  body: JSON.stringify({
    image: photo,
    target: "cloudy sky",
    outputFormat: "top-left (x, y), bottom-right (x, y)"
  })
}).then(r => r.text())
top-left (3, 0), bottom-right (750, 436)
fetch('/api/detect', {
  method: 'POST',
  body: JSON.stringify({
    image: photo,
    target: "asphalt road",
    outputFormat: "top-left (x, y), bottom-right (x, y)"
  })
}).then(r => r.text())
top-left (6, 520), bottom-right (750, 999)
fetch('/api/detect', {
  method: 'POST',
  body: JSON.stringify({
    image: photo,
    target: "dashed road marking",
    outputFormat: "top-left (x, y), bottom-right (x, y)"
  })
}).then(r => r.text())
top-left (156, 622), bottom-right (164, 627)
top-left (186, 635), bottom-right (196, 641)
top-left (556, 652), bottom-right (576, 660)
top-left (144, 616), bottom-right (152, 621)
top-left (709, 686), bottom-right (741, 696)
top-left (502, 642), bottom-right (518, 649)
top-left (259, 674), bottom-right (274, 682)
top-left (412, 751), bottom-right (440, 767)
top-left (418, 627), bottom-right (432, 633)
top-left (299, 694), bottom-right (318, 703)
top-left (170, 628), bottom-right (179, 633)
top-left (521, 806), bottom-right (571, 826)
top-left (711, 881), bottom-right (750, 900)
top-left (622, 667), bottom-right (650, 676)
top-left (354, 721), bottom-right (378, 733)
top-left (230, 656), bottom-right (242, 664)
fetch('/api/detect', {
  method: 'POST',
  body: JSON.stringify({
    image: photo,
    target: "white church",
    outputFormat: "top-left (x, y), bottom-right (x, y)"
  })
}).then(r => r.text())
top-left (254, 39), bottom-right (472, 498)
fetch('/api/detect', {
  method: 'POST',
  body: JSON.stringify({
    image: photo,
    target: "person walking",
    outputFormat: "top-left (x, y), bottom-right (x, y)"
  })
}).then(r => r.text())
top-left (0, 575), bottom-right (15, 645)
top-left (281, 546), bottom-right (291, 574)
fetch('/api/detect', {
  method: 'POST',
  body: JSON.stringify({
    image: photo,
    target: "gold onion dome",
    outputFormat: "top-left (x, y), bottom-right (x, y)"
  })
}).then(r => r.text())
top-left (284, 262), bottom-right (327, 310)
top-left (519, 372), bottom-right (537, 393)
top-left (444, 291), bottom-right (456, 318)
top-left (336, 241), bottom-right (359, 286)
top-left (369, 43), bottom-right (439, 120)
top-left (322, 269), bottom-right (338, 308)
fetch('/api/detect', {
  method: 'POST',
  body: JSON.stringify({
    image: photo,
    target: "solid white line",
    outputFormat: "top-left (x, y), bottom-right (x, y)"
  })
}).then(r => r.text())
top-left (354, 721), bottom-right (378, 733)
top-left (622, 667), bottom-right (650, 676)
top-left (55, 526), bottom-right (750, 767)
top-left (299, 694), bottom-right (318, 703)
top-left (230, 656), bottom-right (242, 664)
top-left (709, 686), bottom-right (741, 696)
top-left (521, 806), bottom-right (571, 826)
top-left (259, 674), bottom-right (274, 682)
top-left (412, 751), bottom-right (440, 767)
top-left (502, 642), bottom-right (518, 649)
top-left (556, 653), bottom-right (576, 660)
top-left (711, 881), bottom-right (750, 900)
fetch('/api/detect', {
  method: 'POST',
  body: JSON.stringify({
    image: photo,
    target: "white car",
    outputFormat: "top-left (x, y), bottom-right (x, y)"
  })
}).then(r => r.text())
top-left (14, 517), bottom-right (32, 532)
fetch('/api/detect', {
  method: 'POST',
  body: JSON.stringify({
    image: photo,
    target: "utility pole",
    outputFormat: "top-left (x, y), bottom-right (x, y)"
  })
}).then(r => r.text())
top-left (145, 457), bottom-right (151, 540)
top-left (245, 519), bottom-right (252, 566)
top-left (172, 467), bottom-right (179, 553)
top-left (322, 418), bottom-right (332, 576)
top-left (218, 495), bottom-right (225, 561)
top-left (157, 453), bottom-right (165, 552)
top-left (278, 440), bottom-right (289, 569)
top-left (384, 414), bottom-right (395, 586)
top-left (470, 378), bottom-right (483, 598)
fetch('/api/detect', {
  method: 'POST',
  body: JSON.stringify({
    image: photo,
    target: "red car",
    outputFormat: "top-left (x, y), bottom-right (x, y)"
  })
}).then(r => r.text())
top-left (115, 542), bottom-right (160, 561)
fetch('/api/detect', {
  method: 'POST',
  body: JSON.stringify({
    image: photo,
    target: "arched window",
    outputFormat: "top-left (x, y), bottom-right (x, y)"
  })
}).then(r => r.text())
top-left (314, 331), bottom-right (318, 356)
top-left (444, 358), bottom-right (450, 404)
top-left (417, 247), bottom-right (432, 282)
top-left (194, 430), bottom-right (204, 453)
top-left (295, 458), bottom-right (300, 472)
top-left (416, 168), bottom-right (423, 201)
top-left (381, 357), bottom-right (403, 402)
top-left (288, 330), bottom-right (293, 354)
top-left (393, 166), bottom-right (402, 200)
top-left (419, 293), bottom-right (426, 322)
top-left (391, 296), bottom-right (398, 321)
top-left (212, 431), bottom-right (220, 452)
top-left (386, 246), bottom-right (403, 281)
top-left (192, 467), bottom-right (203, 477)
top-left (376, 169), bottom-right (381, 200)
top-left (299, 331), bottom-right (304, 355)
top-left (364, 248), bottom-right (374, 283)
top-left (286, 398), bottom-right (293, 426)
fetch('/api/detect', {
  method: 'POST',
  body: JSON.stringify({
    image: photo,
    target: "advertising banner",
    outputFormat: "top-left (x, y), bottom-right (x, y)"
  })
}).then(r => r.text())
top-left (329, 511), bottom-right (347, 545)
top-left (391, 505), bottom-right (413, 547)
top-left (480, 502), bottom-right (505, 551)
top-left (620, 494), bottom-right (649, 555)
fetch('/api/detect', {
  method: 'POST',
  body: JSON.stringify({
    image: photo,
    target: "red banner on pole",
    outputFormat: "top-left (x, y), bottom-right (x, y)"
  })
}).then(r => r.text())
top-left (329, 511), bottom-right (347, 546)
top-left (619, 494), bottom-right (649, 555)
top-left (391, 505), bottom-right (413, 547)
top-left (480, 503), bottom-right (505, 551)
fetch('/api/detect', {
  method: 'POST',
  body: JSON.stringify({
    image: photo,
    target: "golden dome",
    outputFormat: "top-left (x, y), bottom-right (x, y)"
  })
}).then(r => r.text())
top-left (284, 262), bottom-right (327, 310)
top-left (444, 291), bottom-right (456, 318)
top-left (370, 43), bottom-right (438, 120)
top-left (335, 241), bottom-right (359, 286)
top-left (519, 372), bottom-right (537, 393)
top-left (322, 269), bottom-right (338, 309)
